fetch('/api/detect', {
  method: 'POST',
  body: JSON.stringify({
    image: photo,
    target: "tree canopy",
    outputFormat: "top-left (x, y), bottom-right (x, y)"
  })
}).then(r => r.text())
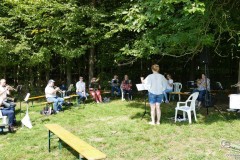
top-left (0, 0), bottom-right (239, 92)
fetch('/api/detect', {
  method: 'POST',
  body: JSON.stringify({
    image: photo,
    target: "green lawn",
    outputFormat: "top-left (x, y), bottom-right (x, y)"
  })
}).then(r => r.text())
top-left (0, 97), bottom-right (239, 160)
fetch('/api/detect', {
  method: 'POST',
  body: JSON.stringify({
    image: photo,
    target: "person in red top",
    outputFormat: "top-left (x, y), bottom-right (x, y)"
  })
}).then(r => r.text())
top-left (89, 77), bottom-right (102, 103)
top-left (121, 75), bottom-right (132, 100)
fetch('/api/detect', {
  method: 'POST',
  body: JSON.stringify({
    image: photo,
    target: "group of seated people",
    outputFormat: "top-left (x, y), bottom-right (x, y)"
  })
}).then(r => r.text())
top-left (110, 75), bottom-right (133, 100)
top-left (162, 73), bottom-right (211, 108)
top-left (45, 74), bottom-right (134, 113)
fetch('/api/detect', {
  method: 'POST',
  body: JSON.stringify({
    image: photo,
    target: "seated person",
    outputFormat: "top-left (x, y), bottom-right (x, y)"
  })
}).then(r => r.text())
top-left (59, 81), bottom-right (67, 97)
top-left (110, 75), bottom-right (121, 96)
top-left (0, 79), bottom-right (16, 125)
top-left (45, 79), bottom-right (64, 113)
top-left (163, 74), bottom-right (173, 103)
top-left (121, 75), bottom-right (132, 100)
top-left (76, 76), bottom-right (87, 104)
top-left (193, 74), bottom-right (210, 107)
top-left (89, 77), bottom-right (102, 103)
top-left (0, 106), bottom-right (15, 132)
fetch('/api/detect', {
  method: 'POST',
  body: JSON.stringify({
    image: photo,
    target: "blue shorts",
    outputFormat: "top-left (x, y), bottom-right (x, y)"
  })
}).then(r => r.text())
top-left (148, 92), bottom-right (163, 104)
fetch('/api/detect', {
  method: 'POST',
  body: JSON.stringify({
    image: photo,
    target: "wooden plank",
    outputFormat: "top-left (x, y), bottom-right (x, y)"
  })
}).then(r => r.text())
top-left (28, 95), bottom-right (45, 100)
top-left (70, 94), bottom-right (79, 97)
top-left (45, 124), bottom-right (106, 160)
top-left (169, 92), bottom-right (190, 95)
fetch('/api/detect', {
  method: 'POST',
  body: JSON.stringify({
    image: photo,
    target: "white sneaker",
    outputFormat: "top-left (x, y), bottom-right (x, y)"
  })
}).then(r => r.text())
top-left (148, 122), bottom-right (155, 125)
top-left (156, 122), bottom-right (160, 125)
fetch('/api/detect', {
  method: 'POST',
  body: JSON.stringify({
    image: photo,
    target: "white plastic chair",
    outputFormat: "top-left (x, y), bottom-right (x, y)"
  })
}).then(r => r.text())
top-left (175, 92), bottom-right (199, 124)
top-left (170, 82), bottom-right (182, 101)
top-left (0, 110), bottom-right (9, 126)
top-left (229, 94), bottom-right (240, 110)
top-left (120, 87), bottom-right (132, 101)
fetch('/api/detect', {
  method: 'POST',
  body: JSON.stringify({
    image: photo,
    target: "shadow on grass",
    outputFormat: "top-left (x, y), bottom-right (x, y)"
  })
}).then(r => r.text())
top-left (61, 141), bottom-right (88, 160)
top-left (126, 99), bottom-right (240, 125)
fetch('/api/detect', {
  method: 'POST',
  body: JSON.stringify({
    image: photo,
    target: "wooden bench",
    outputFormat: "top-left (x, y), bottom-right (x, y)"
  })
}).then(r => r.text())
top-left (45, 124), bottom-right (106, 160)
top-left (69, 94), bottom-right (80, 104)
top-left (169, 91), bottom-right (217, 101)
top-left (169, 92), bottom-right (191, 101)
top-left (28, 95), bottom-right (45, 107)
top-left (41, 96), bottom-right (72, 109)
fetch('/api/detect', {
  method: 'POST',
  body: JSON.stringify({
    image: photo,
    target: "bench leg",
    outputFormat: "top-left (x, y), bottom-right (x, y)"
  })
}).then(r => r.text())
top-left (48, 130), bottom-right (51, 152)
top-left (58, 139), bottom-right (62, 150)
top-left (48, 130), bottom-right (54, 152)
top-left (79, 154), bottom-right (82, 160)
top-left (76, 97), bottom-right (78, 104)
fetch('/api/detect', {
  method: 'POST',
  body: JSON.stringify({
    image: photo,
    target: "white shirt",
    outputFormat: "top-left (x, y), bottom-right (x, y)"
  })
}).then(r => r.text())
top-left (167, 79), bottom-right (173, 90)
top-left (76, 81), bottom-right (86, 93)
top-left (144, 73), bottom-right (168, 95)
top-left (45, 85), bottom-right (56, 98)
top-left (0, 86), bottom-right (9, 100)
top-left (0, 86), bottom-right (9, 105)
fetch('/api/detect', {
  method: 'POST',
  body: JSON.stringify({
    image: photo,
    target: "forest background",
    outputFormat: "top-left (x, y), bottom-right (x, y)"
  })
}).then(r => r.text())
top-left (0, 0), bottom-right (239, 95)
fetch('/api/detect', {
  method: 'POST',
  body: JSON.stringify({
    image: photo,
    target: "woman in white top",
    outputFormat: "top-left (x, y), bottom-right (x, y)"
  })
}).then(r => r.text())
top-left (163, 74), bottom-right (173, 103)
top-left (141, 64), bottom-right (167, 125)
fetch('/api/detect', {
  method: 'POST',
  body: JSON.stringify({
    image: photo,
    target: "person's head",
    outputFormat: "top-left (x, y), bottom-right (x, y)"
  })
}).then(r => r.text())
top-left (48, 79), bottom-right (55, 87)
top-left (0, 79), bottom-right (6, 86)
top-left (91, 77), bottom-right (96, 82)
top-left (114, 75), bottom-right (118, 79)
top-left (124, 75), bottom-right (129, 80)
top-left (201, 74), bottom-right (206, 79)
top-left (151, 64), bottom-right (160, 73)
top-left (79, 76), bottom-right (84, 82)
top-left (167, 74), bottom-right (172, 80)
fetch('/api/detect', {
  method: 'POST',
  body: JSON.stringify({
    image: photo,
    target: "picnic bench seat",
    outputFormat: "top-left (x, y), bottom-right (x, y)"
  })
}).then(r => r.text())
top-left (169, 91), bottom-right (216, 101)
top-left (41, 96), bottom-right (72, 108)
top-left (45, 124), bottom-right (106, 160)
top-left (28, 95), bottom-right (45, 107)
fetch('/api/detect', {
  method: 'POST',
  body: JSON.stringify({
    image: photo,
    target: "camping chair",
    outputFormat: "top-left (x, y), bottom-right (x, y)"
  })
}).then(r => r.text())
top-left (175, 92), bottom-right (199, 124)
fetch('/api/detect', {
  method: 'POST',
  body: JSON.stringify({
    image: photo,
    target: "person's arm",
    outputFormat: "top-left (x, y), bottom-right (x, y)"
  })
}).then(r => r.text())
top-left (169, 79), bottom-right (173, 87)
top-left (76, 82), bottom-right (79, 92)
top-left (46, 86), bottom-right (59, 95)
top-left (98, 83), bottom-right (101, 90)
top-left (162, 76), bottom-right (168, 90)
top-left (129, 80), bottom-right (132, 88)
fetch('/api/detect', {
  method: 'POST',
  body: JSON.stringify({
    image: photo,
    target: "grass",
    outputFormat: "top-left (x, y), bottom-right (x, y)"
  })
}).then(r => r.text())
top-left (0, 96), bottom-right (240, 160)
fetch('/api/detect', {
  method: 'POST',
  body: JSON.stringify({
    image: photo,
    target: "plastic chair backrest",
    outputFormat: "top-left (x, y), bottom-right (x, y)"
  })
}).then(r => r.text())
top-left (187, 92), bottom-right (199, 110)
top-left (173, 82), bottom-right (182, 92)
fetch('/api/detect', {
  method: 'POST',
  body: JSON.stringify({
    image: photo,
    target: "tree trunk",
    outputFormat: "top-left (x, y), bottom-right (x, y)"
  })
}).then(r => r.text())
top-left (89, 46), bottom-right (95, 82)
top-left (66, 59), bottom-right (72, 86)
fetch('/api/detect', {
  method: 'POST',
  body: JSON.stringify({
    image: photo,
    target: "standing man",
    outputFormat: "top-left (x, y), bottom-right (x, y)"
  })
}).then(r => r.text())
top-left (76, 76), bottom-right (87, 104)
top-left (45, 79), bottom-right (64, 113)
top-left (141, 64), bottom-right (167, 125)
top-left (110, 75), bottom-right (121, 97)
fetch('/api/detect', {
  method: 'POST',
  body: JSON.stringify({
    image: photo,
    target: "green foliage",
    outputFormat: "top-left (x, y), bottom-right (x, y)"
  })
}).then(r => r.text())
top-left (106, 0), bottom-right (239, 59)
